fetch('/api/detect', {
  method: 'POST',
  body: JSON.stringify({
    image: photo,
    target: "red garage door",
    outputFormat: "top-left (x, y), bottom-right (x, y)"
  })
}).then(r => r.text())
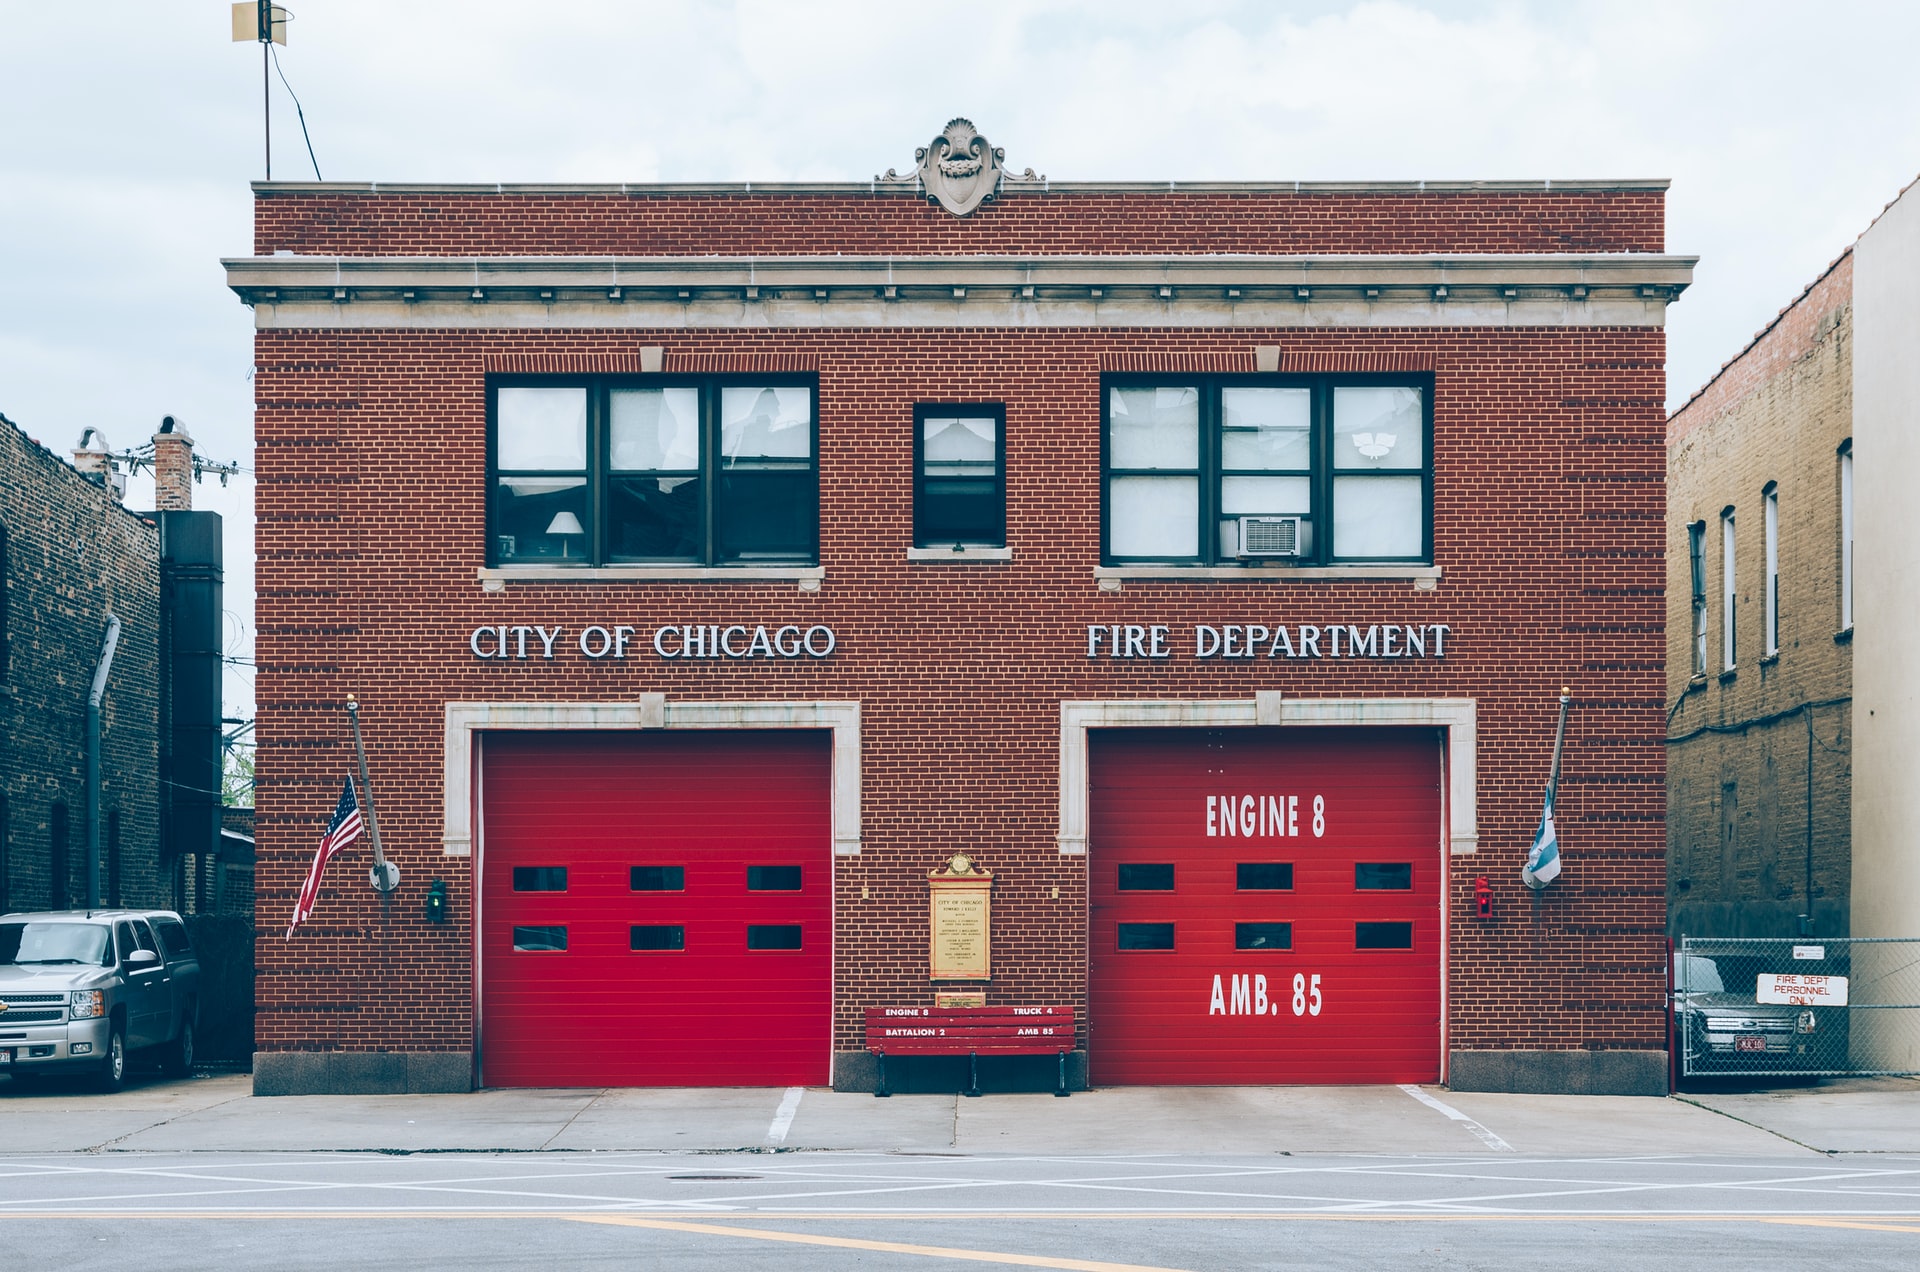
top-left (1089, 727), bottom-right (1442, 1085)
top-left (480, 731), bottom-right (831, 1087)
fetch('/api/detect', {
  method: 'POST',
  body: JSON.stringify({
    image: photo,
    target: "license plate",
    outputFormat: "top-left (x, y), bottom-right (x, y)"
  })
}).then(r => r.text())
top-left (1735, 1035), bottom-right (1768, 1053)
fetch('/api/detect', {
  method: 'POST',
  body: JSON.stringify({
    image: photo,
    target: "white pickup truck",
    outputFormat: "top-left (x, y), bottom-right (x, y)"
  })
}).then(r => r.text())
top-left (0, 909), bottom-right (200, 1092)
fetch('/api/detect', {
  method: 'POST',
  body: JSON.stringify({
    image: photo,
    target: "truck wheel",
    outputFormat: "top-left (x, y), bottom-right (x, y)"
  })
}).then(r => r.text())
top-left (93, 1024), bottom-right (127, 1094)
top-left (162, 1015), bottom-right (196, 1078)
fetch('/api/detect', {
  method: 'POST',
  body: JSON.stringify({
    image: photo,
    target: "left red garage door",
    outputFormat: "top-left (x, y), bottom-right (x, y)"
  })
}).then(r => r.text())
top-left (480, 730), bottom-right (832, 1088)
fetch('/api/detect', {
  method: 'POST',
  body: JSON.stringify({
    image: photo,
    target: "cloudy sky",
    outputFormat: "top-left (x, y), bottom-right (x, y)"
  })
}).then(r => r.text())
top-left (5, 0), bottom-right (1919, 718)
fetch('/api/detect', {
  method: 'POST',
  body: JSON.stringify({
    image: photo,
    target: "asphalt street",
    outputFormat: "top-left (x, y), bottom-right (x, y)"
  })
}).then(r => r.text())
top-left (2, 1073), bottom-right (1917, 1268)
top-left (2, 1150), bottom-right (1919, 1270)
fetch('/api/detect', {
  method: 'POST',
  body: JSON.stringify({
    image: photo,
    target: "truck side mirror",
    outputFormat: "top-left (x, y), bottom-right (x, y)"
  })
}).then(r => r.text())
top-left (127, 949), bottom-right (159, 966)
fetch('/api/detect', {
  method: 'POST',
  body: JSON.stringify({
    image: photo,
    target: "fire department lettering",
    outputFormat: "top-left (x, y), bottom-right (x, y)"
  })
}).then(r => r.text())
top-left (1207, 793), bottom-right (1326, 837)
top-left (1208, 973), bottom-right (1323, 1017)
top-left (468, 623), bottom-right (836, 660)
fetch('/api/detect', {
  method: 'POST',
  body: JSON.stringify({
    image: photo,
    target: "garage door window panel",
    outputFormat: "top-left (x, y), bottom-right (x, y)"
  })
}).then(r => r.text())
top-left (747, 924), bottom-right (804, 951)
top-left (1235, 922), bottom-right (1293, 950)
top-left (1102, 376), bottom-right (1430, 565)
top-left (489, 377), bottom-right (817, 568)
top-left (630, 865), bottom-right (686, 891)
top-left (1355, 922), bottom-right (1414, 950)
top-left (1236, 863), bottom-right (1295, 891)
top-left (1117, 863), bottom-right (1175, 891)
top-left (513, 925), bottom-right (568, 952)
top-left (1355, 863), bottom-right (1413, 890)
top-left (747, 865), bottom-right (803, 891)
top-left (512, 867), bottom-right (567, 892)
top-left (630, 925), bottom-right (686, 952)
top-left (1117, 922), bottom-right (1176, 950)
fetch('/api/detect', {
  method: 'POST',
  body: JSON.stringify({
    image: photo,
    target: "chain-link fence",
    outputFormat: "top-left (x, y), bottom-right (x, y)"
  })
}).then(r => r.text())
top-left (1677, 937), bottom-right (1920, 1078)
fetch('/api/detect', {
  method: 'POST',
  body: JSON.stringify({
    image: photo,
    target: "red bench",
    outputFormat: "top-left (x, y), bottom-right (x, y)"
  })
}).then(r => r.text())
top-left (865, 1006), bottom-right (1076, 1098)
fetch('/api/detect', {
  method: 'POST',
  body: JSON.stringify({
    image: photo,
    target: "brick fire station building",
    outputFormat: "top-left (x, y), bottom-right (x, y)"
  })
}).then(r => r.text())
top-left (228, 121), bottom-right (1691, 1096)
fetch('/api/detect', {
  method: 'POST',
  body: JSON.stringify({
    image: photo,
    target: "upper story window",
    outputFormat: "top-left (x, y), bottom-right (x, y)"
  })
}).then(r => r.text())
top-left (1687, 520), bottom-right (1707, 677)
top-left (915, 404), bottom-right (1005, 549)
top-left (1720, 507), bottom-right (1737, 672)
top-left (1839, 440), bottom-right (1854, 631)
top-left (1101, 377), bottom-right (1430, 566)
top-left (1763, 483), bottom-right (1780, 657)
top-left (489, 378), bottom-right (817, 567)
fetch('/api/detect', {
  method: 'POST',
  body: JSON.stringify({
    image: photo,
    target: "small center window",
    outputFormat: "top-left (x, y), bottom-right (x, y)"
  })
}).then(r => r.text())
top-left (915, 405), bottom-right (1005, 549)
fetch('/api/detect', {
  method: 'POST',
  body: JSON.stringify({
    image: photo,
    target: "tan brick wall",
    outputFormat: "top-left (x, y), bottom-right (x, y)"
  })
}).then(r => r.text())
top-left (1666, 252), bottom-right (1853, 938)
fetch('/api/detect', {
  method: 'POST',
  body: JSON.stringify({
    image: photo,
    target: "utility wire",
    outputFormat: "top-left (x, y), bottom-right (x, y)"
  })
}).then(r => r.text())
top-left (270, 43), bottom-right (322, 181)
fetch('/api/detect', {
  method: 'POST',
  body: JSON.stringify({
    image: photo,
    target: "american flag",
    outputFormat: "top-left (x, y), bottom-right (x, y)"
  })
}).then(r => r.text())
top-left (287, 777), bottom-right (363, 939)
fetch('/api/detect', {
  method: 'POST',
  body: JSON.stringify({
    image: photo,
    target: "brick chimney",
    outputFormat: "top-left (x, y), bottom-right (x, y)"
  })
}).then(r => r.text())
top-left (153, 415), bottom-right (194, 511)
top-left (72, 427), bottom-right (119, 497)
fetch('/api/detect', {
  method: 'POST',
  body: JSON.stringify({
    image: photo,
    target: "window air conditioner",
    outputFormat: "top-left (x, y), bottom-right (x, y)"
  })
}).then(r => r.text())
top-left (1237, 515), bottom-right (1304, 558)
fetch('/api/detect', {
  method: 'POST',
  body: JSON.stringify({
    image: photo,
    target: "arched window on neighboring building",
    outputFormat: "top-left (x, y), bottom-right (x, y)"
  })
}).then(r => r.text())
top-left (49, 801), bottom-right (70, 910)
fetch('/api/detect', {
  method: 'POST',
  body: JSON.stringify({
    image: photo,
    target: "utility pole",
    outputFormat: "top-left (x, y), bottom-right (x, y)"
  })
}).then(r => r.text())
top-left (232, 3), bottom-right (287, 180)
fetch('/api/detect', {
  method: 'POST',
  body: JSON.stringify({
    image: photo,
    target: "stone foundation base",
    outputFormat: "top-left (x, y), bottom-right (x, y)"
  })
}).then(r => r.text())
top-left (252, 1051), bottom-right (474, 1095)
top-left (1446, 1049), bottom-right (1668, 1096)
top-left (832, 1049), bottom-right (1089, 1094)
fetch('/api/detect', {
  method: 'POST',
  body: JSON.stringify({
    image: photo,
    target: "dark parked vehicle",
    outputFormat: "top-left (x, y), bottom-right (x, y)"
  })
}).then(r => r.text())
top-left (0, 910), bottom-right (201, 1091)
top-left (1674, 950), bottom-right (1832, 1075)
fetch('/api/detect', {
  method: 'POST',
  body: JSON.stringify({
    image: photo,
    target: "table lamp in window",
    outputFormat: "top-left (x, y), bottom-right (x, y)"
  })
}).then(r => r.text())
top-left (545, 510), bottom-right (585, 558)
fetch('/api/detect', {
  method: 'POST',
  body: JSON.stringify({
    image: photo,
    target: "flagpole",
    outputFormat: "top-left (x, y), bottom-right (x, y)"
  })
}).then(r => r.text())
top-left (1547, 685), bottom-right (1571, 803)
top-left (345, 695), bottom-right (399, 892)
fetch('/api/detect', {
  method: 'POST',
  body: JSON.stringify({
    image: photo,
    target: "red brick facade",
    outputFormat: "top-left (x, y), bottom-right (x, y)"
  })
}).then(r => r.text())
top-left (242, 180), bottom-right (1676, 1094)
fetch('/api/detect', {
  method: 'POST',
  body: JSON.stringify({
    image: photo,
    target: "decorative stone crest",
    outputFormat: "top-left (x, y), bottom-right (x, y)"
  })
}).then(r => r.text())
top-left (895, 118), bottom-right (1004, 216)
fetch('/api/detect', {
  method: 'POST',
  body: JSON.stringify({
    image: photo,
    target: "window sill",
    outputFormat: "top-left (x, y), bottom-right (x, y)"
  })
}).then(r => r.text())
top-left (906, 546), bottom-right (1013, 562)
top-left (1835, 627), bottom-right (1853, 644)
top-left (1094, 564), bottom-right (1441, 587)
top-left (1760, 652), bottom-right (1780, 667)
top-left (1718, 668), bottom-right (1738, 684)
top-left (1686, 674), bottom-right (1708, 693)
top-left (478, 565), bottom-right (823, 590)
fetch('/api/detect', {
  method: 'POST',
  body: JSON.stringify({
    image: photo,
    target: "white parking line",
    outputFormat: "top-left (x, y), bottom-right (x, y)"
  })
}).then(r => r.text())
top-left (1398, 1085), bottom-right (1514, 1152)
top-left (767, 1087), bottom-right (805, 1145)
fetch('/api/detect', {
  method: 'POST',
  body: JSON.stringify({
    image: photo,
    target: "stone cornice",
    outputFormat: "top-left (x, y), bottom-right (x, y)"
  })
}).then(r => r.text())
top-left (226, 253), bottom-right (1694, 330)
top-left (252, 177), bottom-right (1673, 197)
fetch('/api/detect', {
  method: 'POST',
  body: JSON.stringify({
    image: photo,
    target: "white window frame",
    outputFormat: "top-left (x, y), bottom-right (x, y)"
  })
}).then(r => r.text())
top-left (1721, 508), bottom-right (1737, 672)
top-left (1763, 484), bottom-right (1779, 657)
top-left (1840, 441), bottom-right (1854, 632)
top-left (1688, 520), bottom-right (1707, 677)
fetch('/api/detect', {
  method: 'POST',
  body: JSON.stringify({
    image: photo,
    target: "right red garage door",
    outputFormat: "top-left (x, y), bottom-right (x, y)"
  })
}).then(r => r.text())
top-left (1089, 727), bottom-right (1443, 1085)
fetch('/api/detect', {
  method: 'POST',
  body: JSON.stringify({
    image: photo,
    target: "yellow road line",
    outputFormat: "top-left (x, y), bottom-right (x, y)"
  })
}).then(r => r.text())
top-left (1760, 1216), bottom-right (1920, 1235)
top-left (571, 1214), bottom-right (1187, 1270)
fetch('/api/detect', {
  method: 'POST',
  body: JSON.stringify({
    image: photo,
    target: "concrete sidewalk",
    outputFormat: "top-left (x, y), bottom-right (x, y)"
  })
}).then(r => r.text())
top-left (2, 1070), bottom-right (1914, 1156)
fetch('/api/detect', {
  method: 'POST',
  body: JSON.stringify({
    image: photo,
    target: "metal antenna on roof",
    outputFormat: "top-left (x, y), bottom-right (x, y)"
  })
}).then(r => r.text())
top-left (232, 3), bottom-right (288, 180)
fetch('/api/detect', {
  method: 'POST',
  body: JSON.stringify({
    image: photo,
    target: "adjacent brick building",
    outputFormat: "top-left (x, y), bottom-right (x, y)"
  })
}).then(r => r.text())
top-left (228, 123), bottom-right (1694, 1096)
top-left (1, 413), bottom-right (162, 912)
top-left (1, 412), bottom-right (227, 918)
top-left (1665, 251), bottom-right (1854, 942)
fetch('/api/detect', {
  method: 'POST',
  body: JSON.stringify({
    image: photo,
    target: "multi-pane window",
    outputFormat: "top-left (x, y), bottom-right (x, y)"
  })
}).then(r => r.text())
top-left (915, 404), bottom-right (1005, 548)
top-left (1763, 483), bottom-right (1780, 657)
top-left (1688, 521), bottom-right (1708, 677)
top-left (1721, 509), bottom-right (1737, 672)
top-left (489, 378), bottom-right (817, 567)
top-left (1102, 377), bottom-right (1430, 565)
top-left (1839, 441), bottom-right (1854, 631)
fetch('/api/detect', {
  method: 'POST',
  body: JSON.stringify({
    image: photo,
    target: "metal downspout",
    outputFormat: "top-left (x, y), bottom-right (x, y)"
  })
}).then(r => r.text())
top-left (86, 614), bottom-right (122, 908)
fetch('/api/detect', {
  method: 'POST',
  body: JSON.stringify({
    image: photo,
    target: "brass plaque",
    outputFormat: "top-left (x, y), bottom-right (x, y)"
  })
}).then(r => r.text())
top-left (929, 855), bottom-right (992, 981)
